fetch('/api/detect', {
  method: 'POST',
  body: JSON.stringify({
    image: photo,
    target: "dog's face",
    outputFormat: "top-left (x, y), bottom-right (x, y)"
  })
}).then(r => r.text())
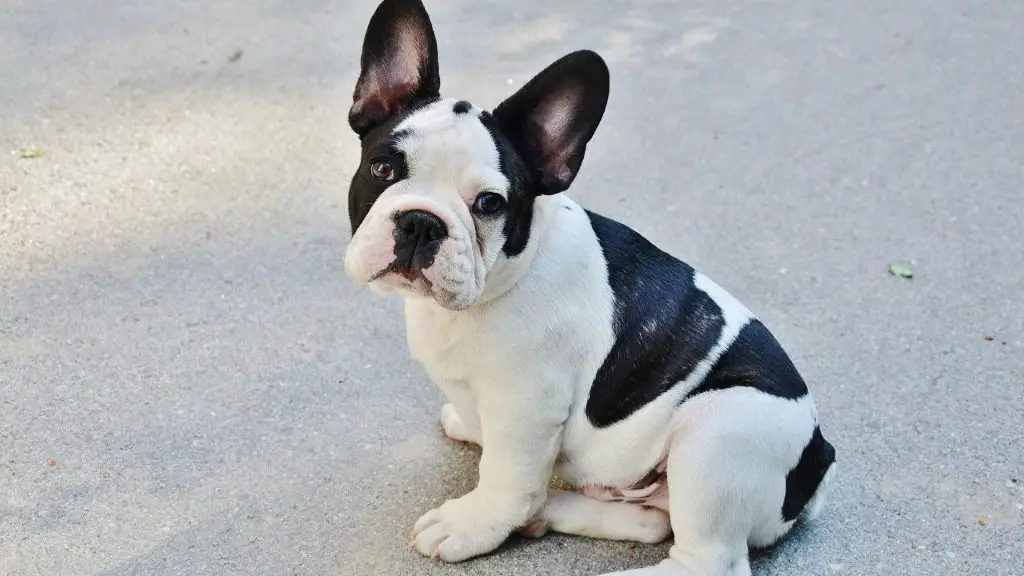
top-left (343, 0), bottom-right (610, 310)
top-left (344, 99), bottom-right (523, 310)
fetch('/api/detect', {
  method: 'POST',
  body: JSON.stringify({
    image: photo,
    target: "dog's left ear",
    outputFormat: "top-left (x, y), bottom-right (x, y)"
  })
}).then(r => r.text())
top-left (492, 50), bottom-right (610, 195)
top-left (348, 0), bottom-right (441, 137)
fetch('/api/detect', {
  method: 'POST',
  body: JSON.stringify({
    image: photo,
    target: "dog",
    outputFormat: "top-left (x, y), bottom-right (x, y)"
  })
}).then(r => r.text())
top-left (342, 1), bottom-right (837, 574)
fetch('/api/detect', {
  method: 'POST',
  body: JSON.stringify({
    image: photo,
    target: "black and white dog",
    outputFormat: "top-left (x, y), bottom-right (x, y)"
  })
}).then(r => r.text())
top-left (343, 1), bottom-right (836, 574)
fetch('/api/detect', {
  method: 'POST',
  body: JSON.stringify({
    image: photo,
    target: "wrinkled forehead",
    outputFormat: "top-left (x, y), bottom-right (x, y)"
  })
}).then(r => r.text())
top-left (392, 99), bottom-right (510, 196)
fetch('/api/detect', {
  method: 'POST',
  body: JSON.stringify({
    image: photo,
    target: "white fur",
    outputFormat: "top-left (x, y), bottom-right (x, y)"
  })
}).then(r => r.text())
top-left (345, 101), bottom-right (833, 573)
top-left (524, 490), bottom-right (672, 544)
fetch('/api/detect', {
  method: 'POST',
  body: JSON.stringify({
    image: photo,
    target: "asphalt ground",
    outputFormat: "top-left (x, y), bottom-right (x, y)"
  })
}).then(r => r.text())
top-left (2, 0), bottom-right (1022, 574)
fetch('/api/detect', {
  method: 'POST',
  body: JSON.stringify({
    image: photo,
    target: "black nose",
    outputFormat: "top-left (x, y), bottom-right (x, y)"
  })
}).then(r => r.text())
top-left (392, 210), bottom-right (448, 272)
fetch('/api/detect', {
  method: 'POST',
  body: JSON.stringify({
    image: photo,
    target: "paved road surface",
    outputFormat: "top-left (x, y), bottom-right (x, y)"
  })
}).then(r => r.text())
top-left (2, 0), bottom-right (1022, 574)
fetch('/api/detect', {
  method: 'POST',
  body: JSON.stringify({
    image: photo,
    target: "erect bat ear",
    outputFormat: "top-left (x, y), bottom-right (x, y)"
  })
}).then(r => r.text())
top-left (348, 0), bottom-right (441, 137)
top-left (492, 50), bottom-right (610, 195)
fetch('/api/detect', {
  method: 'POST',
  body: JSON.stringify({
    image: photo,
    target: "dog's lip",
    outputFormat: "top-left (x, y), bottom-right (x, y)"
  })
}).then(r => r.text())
top-left (366, 264), bottom-right (473, 310)
top-left (369, 263), bottom-right (431, 286)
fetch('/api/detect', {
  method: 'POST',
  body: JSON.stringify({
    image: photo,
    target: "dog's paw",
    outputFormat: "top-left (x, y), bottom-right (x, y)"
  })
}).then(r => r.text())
top-left (411, 492), bottom-right (511, 562)
top-left (440, 403), bottom-right (480, 445)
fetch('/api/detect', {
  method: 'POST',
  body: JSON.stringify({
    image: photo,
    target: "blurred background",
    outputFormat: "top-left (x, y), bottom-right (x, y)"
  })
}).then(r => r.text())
top-left (1, 0), bottom-right (1022, 574)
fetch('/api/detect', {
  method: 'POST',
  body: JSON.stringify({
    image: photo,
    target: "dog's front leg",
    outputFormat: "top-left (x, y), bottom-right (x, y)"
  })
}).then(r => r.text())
top-left (412, 391), bottom-right (563, 562)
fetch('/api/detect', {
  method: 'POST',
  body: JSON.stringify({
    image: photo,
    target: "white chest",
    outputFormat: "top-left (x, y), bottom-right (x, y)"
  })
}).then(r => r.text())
top-left (401, 199), bottom-right (670, 490)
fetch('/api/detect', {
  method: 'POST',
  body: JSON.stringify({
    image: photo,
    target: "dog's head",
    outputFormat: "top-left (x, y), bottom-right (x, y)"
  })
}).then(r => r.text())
top-left (343, 0), bottom-right (609, 310)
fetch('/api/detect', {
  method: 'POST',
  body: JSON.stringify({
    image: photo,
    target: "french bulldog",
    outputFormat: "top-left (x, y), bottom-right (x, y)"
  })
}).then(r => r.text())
top-left (342, 1), bottom-right (836, 574)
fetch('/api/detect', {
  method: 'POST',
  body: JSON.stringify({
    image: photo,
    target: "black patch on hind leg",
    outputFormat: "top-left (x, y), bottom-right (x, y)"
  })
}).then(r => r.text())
top-left (781, 426), bottom-right (835, 521)
top-left (584, 211), bottom-right (726, 428)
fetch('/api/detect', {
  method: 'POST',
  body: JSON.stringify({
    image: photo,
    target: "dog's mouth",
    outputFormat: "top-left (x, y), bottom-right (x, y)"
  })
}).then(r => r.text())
top-left (369, 261), bottom-right (431, 285)
top-left (367, 262), bottom-right (474, 311)
top-left (368, 261), bottom-right (437, 298)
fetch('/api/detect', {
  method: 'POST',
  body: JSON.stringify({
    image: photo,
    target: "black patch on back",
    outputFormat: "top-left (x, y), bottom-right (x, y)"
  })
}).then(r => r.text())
top-left (478, 110), bottom-right (536, 257)
top-left (685, 320), bottom-right (809, 401)
top-left (584, 211), bottom-right (726, 428)
top-left (781, 426), bottom-right (835, 521)
top-left (452, 100), bottom-right (472, 114)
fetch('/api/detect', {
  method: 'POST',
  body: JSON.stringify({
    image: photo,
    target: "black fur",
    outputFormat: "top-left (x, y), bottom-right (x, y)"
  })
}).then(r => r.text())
top-left (685, 320), bottom-right (810, 401)
top-left (347, 0), bottom-right (446, 233)
top-left (584, 211), bottom-right (726, 428)
top-left (348, 124), bottom-right (413, 234)
top-left (477, 51), bottom-right (610, 257)
top-left (781, 426), bottom-right (835, 521)
top-left (584, 210), bottom-right (817, 427)
top-left (452, 100), bottom-right (472, 114)
top-left (477, 111), bottom-right (536, 257)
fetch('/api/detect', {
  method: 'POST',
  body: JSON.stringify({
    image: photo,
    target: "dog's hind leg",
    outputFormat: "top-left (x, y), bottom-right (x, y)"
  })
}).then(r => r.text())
top-left (518, 490), bottom-right (671, 544)
top-left (600, 387), bottom-right (826, 576)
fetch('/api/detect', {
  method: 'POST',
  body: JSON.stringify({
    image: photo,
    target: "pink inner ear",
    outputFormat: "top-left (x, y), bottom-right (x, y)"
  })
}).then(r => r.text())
top-left (353, 79), bottom-right (419, 122)
top-left (540, 93), bottom-right (576, 140)
top-left (533, 88), bottom-right (583, 185)
top-left (353, 18), bottom-right (429, 120)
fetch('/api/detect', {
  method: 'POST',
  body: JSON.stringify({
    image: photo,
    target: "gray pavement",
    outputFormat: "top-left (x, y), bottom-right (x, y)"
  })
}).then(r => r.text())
top-left (2, 0), bottom-right (1022, 574)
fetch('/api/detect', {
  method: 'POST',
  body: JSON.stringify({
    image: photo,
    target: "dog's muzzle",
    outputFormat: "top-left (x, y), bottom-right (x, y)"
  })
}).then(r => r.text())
top-left (376, 209), bottom-right (448, 280)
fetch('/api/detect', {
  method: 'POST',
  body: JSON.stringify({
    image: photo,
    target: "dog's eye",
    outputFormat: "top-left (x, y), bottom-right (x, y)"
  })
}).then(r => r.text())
top-left (472, 192), bottom-right (506, 215)
top-left (369, 159), bottom-right (395, 181)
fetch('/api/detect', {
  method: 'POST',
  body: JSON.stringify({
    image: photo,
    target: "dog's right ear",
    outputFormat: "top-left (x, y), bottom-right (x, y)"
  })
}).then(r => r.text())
top-left (348, 0), bottom-right (440, 137)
